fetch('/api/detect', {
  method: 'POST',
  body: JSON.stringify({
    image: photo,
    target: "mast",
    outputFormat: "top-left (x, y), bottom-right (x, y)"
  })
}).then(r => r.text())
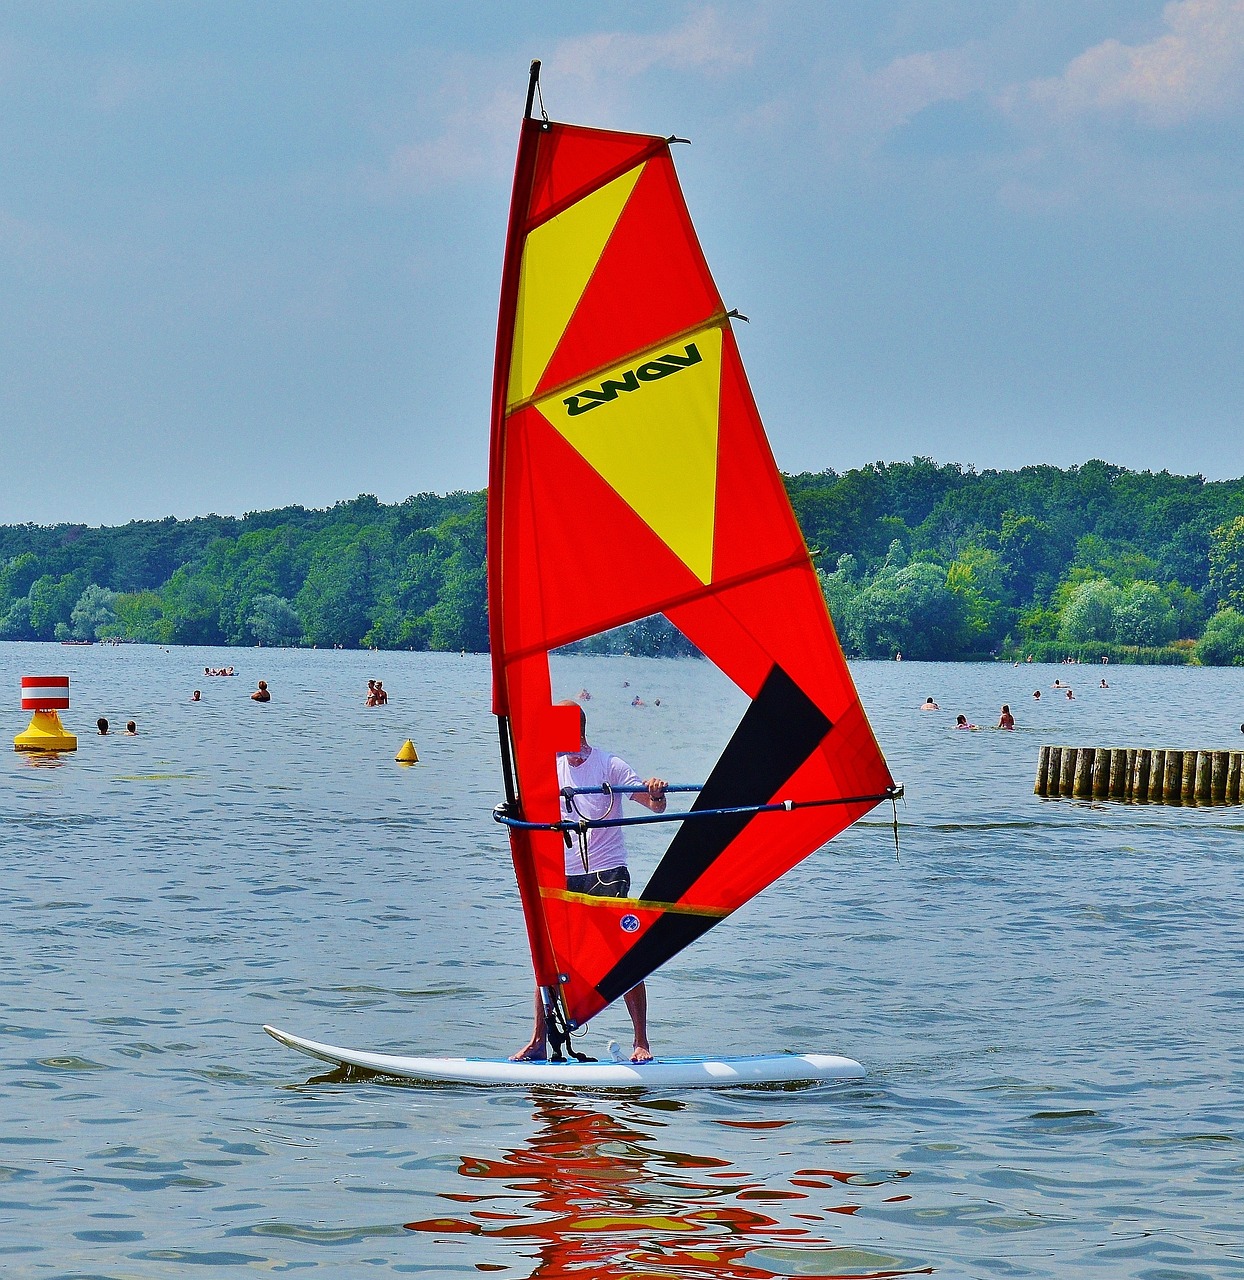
top-left (524, 59), bottom-right (541, 122)
top-left (488, 61), bottom-right (577, 1057)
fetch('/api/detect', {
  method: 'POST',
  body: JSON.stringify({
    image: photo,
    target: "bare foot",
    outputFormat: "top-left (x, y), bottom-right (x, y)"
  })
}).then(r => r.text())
top-left (509, 1042), bottom-right (547, 1063)
top-left (630, 1045), bottom-right (653, 1064)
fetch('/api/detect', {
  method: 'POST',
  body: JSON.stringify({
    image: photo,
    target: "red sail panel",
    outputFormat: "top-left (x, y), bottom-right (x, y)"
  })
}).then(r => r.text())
top-left (489, 117), bottom-right (894, 1028)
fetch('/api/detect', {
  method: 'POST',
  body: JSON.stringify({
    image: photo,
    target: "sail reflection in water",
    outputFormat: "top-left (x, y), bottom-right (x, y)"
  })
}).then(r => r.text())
top-left (405, 1100), bottom-right (928, 1278)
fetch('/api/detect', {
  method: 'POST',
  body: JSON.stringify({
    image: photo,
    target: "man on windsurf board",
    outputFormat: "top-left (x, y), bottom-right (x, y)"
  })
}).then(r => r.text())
top-left (510, 700), bottom-right (667, 1064)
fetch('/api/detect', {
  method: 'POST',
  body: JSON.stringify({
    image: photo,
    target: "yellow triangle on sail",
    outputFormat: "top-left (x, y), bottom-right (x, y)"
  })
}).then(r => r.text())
top-left (507, 165), bottom-right (645, 410)
top-left (537, 325), bottom-right (723, 583)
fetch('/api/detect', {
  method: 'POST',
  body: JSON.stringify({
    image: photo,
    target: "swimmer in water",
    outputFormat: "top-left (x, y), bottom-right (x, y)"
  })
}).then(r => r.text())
top-left (191, 690), bottom-right (201, 701)
top-left (125, 721), bottom-right (137, 735)
top-left (251, 680), bottom-right (271, 702)
top-left (97, 717), bottom-right (109, 735)
top-left (955, 714), bottom-right (978, 730)
top-left (920, 696), bottom-right (939, 710)
top-left (997, 704), bottom-right (1015, 730)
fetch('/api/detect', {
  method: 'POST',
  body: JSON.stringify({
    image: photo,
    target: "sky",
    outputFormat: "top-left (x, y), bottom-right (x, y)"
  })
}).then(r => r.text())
top-left (2, 0), bottom-right (1243, 526)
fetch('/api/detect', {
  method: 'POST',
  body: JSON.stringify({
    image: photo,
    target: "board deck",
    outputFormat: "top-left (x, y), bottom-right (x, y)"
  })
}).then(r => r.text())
top-left (263, 1025), bottom-right (865, 1089)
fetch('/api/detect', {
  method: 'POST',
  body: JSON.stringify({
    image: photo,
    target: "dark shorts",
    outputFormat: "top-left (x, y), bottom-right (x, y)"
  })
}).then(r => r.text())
top-left (566, 867), bottom-right (631, 898)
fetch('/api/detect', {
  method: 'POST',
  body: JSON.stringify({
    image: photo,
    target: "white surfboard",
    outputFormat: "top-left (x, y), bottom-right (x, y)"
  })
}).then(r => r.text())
top-left (264, 1025), bottom-right (864, 1089)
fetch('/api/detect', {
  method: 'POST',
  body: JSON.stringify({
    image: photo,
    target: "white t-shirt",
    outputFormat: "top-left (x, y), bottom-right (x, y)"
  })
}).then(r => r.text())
top-left (557, 746), bottom-right (643, 876)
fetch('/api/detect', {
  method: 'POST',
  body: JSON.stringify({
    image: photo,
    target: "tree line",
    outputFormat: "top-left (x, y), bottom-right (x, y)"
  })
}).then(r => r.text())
top-left (3, 459), bottom-right (1244, 664)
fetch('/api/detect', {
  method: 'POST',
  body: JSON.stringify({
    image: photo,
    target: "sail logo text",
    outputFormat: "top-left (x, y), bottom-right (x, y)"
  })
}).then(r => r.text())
top-left (562, 343), bottom-right (702, 417)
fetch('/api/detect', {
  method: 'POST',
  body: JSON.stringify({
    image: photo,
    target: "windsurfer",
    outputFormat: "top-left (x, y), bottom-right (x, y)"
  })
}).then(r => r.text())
top-left (511, 701), bottom-right (667, 1065)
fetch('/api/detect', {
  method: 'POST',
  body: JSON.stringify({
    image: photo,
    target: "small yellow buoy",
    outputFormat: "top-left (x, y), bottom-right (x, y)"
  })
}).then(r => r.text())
top-left (395, 739), bottom-right (418, 765)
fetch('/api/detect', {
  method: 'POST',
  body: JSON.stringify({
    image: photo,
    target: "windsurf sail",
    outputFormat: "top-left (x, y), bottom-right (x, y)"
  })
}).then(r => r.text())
top-left (489, 63), bottom-right (897, 1052)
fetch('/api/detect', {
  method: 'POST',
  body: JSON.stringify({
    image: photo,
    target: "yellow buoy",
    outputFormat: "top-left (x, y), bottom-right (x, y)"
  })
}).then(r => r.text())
top-left (395, 739), bottom-right (418, 765)
top-left (15, 676), bottom-right (77, 751)
top-left (15, 708), bottom-right (78, 752)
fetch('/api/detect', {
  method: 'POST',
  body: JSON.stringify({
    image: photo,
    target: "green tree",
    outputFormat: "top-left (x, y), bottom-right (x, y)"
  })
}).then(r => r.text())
top-left (0, 595), bottom-right (32, 639)
top-left (1208, 515), bottom-right (1244, 609)
top-left (996, 512), bottom-right (1060, 602)
top-left (247, 594), bottom-right (303, 646)
top-left (1112, 582), bottom-right (1177, 647)
top-left (160, 567), bottom-right (225, 645)
top-left (27, 570), bottom-right (90, 640)
top-left (818, 553), bottom-right (859, 634)
top-left (845, 562), bottom-right (966, 659)
top-left (1196, 609), bottom-right (1244, 666)
top-left (0, 552), bottom-right (40, 613)
top-left (947, 545), bottom-right (1008, 652)
top-left (110, 590), bottom-right (166, 642)
top-left (70, 584), bottom-right (118, 640)
top-left (296, 540), bottom-right (377, 647)
top-left (1059, 578), bottom-right (1121, 644)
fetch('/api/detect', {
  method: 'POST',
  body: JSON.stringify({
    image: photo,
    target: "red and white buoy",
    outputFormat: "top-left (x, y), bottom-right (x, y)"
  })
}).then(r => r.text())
top-left (14, 675), bottom-right (77, 751)
top-left (21, 675), bottom-right (71, 710)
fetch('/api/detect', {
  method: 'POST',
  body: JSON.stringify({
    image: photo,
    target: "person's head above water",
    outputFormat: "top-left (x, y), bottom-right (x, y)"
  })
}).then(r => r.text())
top-left (125, 721), bottom-right (136, 734)
top-left (97, 717), bottom-right (108, 734)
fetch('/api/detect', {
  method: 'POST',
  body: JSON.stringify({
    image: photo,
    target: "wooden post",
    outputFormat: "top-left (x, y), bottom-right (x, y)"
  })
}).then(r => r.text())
top-left (1212, 751), bottom-right (1229, 803)
top-left (1164, 750), bottom-right (1183, 804)
top-left (1181, 750), bottom-right (1197, 804)
top-left (1132, 749), bottom-right (1151, 802)
top-left (1148, 749), bottom-right (1165, 803)
top-left (1060, 745), bottom-right (1076, 795)
top-left (1109, 748), bottom-right (1128, 800)
top-left (1073, 747), bottom-right (1095, 798)
top-left (1092, 748), bottom-right (1111, 798)
top-left (1228, 752), bottom-right (1242, 805)
top-left (1047, 746), bottom-right (1062, 795)
top-left (1194, 751), bottom-right (1212, 803)
top-left (1036, 745), bottom-right (1051, 796)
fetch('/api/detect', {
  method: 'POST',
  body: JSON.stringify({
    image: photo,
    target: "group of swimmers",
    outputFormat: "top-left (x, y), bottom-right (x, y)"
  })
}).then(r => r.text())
top-left (366, 680), bottom-right (388, 706)
top-left (577, 687), bottom-right (661, 707)
top-left (189, 681), bottom-right (270, 701)
top-left (204, 667), bottom-right (235, 677)
top-left (96, 718), bottom-right (137, 735)
top-left (922, 674), bottom-right (1114, 729)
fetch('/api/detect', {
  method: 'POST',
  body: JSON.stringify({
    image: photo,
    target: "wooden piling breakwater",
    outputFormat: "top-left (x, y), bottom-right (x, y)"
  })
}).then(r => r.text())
top-left (1035, 746), bottom-right (1244, 804)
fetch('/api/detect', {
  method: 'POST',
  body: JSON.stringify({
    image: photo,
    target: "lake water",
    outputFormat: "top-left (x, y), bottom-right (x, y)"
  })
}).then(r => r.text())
top-left (1, 641), bottom-right (1242, 1279)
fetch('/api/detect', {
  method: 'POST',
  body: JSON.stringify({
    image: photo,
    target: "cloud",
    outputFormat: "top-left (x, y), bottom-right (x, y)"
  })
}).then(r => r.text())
top-left (544, 5), bottom-right (753, 95)
top-left (792, 41), bottom-right (987, 161)
top-left (864, 47), bottom-right (980, 133)
top-left (374, 74), bottom-right (518, 194)
top-left (1026, 0), bottom-right (1244, 126)
top-left (372, 6), bottom-right (757, 196)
